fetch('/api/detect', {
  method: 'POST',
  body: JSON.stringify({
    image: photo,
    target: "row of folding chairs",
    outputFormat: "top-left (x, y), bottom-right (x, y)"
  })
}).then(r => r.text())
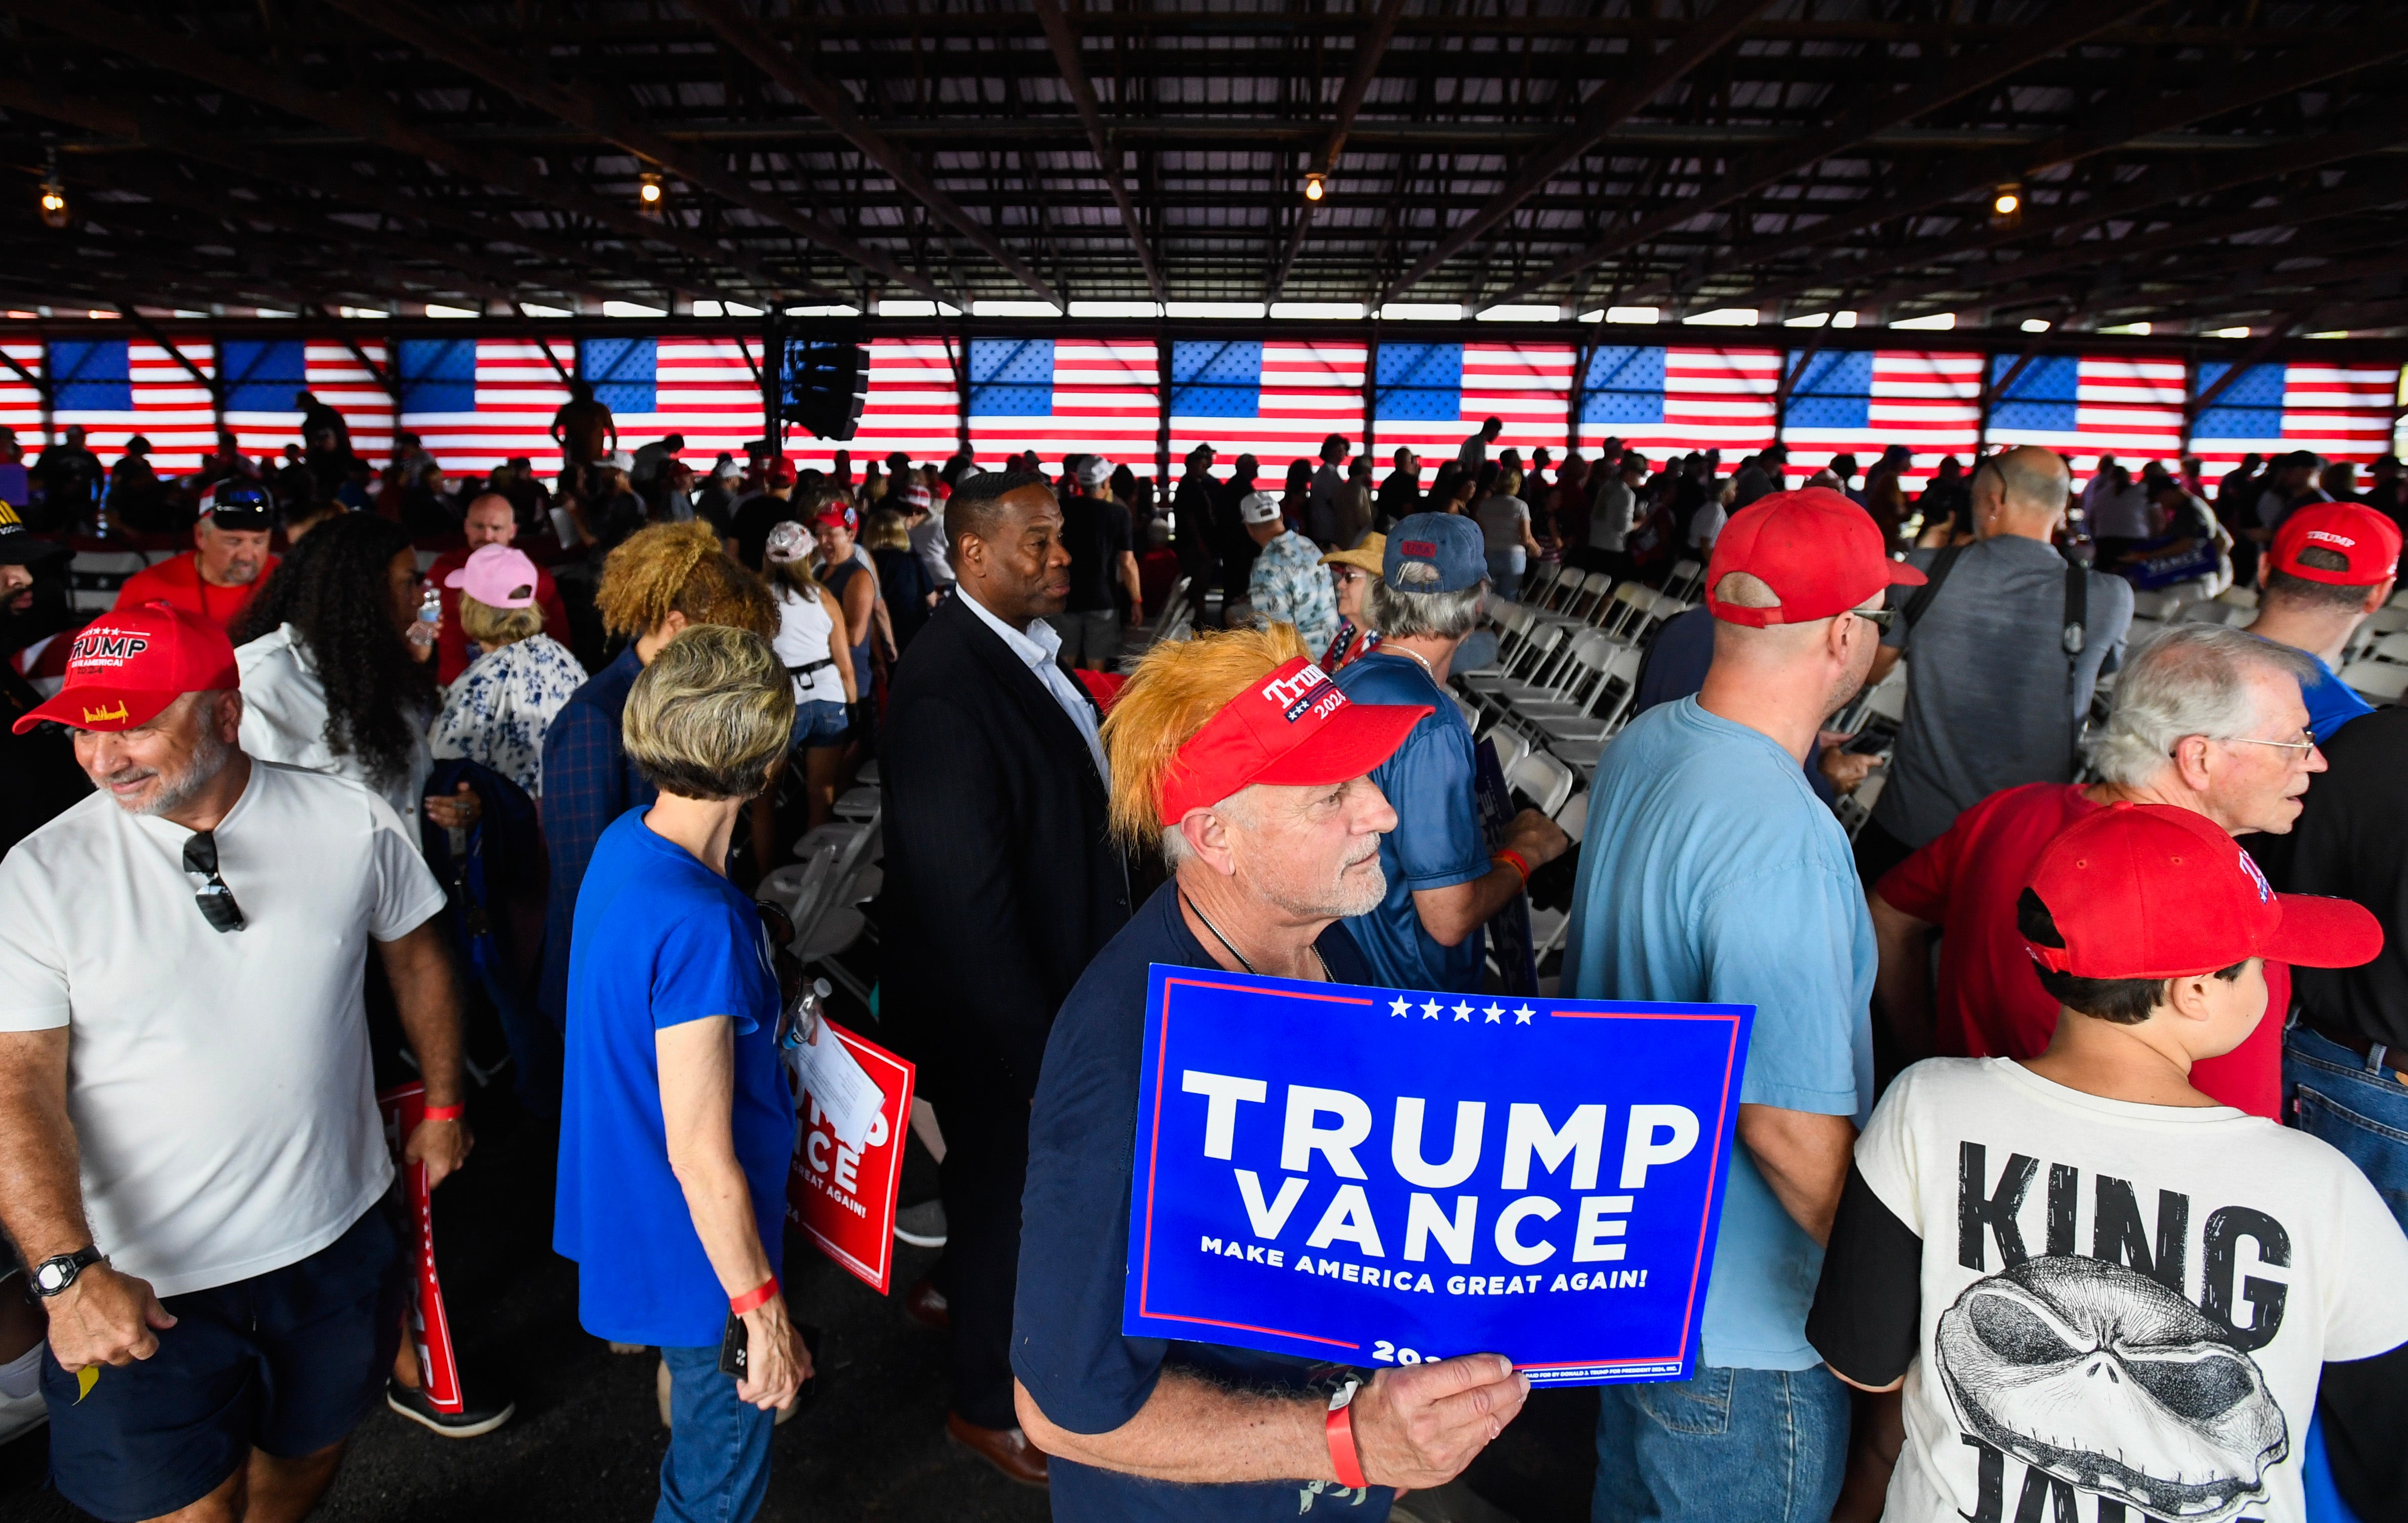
top-left (2128, 578), bottom-right (2408, 706)
top-left (762, 765), bottom-right (883, 1006)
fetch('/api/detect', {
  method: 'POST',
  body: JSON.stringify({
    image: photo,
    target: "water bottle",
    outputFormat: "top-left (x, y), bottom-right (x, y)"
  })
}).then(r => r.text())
top-left (410, 581), bottom-right (442, 651)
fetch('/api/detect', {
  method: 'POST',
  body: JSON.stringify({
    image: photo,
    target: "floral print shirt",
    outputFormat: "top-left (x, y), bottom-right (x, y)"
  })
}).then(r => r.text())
top-left (428, 634), bottom-right (589, 797)
top-left (1246, 528), bottom-right (1341, 652)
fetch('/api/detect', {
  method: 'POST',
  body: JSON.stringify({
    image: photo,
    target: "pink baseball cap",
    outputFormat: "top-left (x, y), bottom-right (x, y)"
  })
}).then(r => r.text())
top-left (443, 544), bottom-right (540, 609)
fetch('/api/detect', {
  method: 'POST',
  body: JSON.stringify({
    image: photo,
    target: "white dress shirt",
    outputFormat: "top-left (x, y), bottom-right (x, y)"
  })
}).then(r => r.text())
top-left (959, 588), bottom-right (1110, 792)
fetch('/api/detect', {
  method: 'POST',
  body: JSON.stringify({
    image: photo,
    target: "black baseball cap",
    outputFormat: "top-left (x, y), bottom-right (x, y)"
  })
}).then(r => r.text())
top-left (197, 480), bottom-right (276, 532)
top-left (0, 498), bottom-right (69, 565)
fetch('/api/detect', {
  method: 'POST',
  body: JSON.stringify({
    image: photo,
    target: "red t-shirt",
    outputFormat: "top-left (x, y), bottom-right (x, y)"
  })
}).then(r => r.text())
top-left (426, 547), bottom-right (574, 684)
top-left (1875, 781), bottom-right (2287, 1118)
top-left (113, 551), bottom-right (279, 631)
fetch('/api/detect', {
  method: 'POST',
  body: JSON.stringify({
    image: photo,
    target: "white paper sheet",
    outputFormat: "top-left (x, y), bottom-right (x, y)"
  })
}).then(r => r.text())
top-left (795, 1021), bottom-right (885, 1152)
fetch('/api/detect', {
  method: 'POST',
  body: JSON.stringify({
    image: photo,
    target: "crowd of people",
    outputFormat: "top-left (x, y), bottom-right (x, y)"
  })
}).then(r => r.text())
top-left (0, 393), bottom-right (2403, 1523)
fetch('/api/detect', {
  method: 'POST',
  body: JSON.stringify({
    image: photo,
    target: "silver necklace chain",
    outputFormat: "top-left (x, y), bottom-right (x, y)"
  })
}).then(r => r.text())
top-left (1182, 892), bottom-right (1332, 982)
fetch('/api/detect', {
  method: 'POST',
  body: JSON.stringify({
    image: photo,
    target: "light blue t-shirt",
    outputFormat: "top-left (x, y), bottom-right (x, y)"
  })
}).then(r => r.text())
top-left (1336, 653), bottom-right (1487, 992)
top-left (1559, 697), bottom-right (1875, 1371)
top-left (2299, 650), bottom-right (2375, 744)
top-left (555, 809), bottom-right (792, 1348)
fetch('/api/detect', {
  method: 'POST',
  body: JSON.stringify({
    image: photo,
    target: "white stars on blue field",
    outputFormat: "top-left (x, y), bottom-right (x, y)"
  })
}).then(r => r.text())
top-left (1378, 992), bottom-right (1550, 1028)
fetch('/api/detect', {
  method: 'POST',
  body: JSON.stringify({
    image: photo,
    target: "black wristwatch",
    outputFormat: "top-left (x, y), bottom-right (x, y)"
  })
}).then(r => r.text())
top-left (31, 1245), bottom-right (104, 1297)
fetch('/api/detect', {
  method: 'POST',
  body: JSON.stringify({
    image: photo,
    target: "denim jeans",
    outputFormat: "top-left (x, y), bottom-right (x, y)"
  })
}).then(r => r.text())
top-left (2284, 1023), bottom-right (2408, 1233)
top-left (655, 1344), bottom-right (774, 1523)
top-left (1592, 1364), bottom-right (1850, 1523)
top-left (1484, 548), bottom-right (1524, 605)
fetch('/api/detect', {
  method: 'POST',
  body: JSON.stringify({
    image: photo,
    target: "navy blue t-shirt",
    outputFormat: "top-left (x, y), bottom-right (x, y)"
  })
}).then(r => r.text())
top-left (1014, 882), bottom-right (1393, 1521)
top-left (554, 809), bottom-right (792, 1348)
top-left (1333, 652), bottom-right (1486, 992)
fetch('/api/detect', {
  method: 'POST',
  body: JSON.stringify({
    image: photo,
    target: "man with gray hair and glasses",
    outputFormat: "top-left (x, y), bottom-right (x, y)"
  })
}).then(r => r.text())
top-left (1332, 512), bottom-right (1568, 992)
top-left (1855, 445), bottom-right (2135, 886)
top-left (1870, 622), bottom-right (2322, 1118)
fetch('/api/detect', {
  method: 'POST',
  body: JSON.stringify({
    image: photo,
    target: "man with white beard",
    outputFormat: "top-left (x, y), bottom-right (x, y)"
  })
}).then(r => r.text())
top-left (0, 600), bottom-right (472, 1522)
top-left (1011, 627), bottom-right (1533, 1521)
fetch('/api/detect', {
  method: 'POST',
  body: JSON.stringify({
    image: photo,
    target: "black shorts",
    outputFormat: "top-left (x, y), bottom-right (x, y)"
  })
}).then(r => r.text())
top-left (40, 1203), bottom-right (405, 1522)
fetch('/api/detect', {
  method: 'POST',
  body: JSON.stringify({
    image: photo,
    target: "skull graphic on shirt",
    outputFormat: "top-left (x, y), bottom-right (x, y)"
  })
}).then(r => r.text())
top-left (1934, 1254), bottom-right (2287, 1523)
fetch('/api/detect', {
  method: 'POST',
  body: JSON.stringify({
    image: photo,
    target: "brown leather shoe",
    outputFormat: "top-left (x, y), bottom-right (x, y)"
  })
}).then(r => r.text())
top-left (946, 1413), bottom-right (1049, 1487)
top-left (902, 1276), bottom-right (950, 1332)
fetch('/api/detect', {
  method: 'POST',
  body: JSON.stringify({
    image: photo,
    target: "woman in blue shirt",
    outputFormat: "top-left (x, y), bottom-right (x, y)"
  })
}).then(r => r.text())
top-left (554, 624), bottom-right (805, 1523)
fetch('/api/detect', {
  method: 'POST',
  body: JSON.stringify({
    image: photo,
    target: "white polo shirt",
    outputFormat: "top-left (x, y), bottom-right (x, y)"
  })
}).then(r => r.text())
top-left (0, 761), bottom-right (447, 1296)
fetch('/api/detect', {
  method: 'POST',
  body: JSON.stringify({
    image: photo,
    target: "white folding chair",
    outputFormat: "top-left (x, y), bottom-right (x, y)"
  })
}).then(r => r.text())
top-left (1504, 749), bottom-right (1575, 817)
top-left (2338, 658), bottom-right (2408, 704)
top-left (2370, 630), bottom-right (2408, 665)
top-left (1553, 790), bottom-right (1587, 844)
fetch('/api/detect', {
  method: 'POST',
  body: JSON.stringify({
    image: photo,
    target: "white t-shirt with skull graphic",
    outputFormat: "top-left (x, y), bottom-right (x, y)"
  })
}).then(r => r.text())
top-left (1808, 1058), bottom-right (2408, 1523)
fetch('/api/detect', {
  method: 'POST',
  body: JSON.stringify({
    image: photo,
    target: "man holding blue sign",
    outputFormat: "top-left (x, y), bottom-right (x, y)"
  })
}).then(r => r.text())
top-left (1563, 487), bottom-right (1922, 1523)
top-left (1014, 626), bottom-right (1530, 1520)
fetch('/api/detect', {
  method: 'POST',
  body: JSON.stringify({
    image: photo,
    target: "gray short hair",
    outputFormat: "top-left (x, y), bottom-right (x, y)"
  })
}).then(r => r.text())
top-left (623, 625), bottom-right (797, 800)
top-left (1365, 577), bottom-right (1486, 642)
top-left (2091, 624), bottom-right (2318, 786)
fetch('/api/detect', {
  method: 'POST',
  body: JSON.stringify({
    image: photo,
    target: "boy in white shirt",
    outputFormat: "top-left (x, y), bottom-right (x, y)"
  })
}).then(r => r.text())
top-left (1808, 802), bottom-right (2408, 1523)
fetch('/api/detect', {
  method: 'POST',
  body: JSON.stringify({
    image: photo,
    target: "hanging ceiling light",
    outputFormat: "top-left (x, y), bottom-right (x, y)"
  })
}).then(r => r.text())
top-left (1304, 173), bottom-right (1326, 203)
top-left (37, 148), bottom-right (68, 229)
top-left (1990, 183), bottom-right (2023, 230)
top-left (638, 170), bottom-right (665, 209)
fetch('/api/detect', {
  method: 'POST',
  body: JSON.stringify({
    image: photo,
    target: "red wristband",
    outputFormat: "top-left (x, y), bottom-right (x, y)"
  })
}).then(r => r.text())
top-left (1492, 848), bottom-right (1530, 885)
top-left (1326, 1385), bottom-right (1369, 1489)
top-left (420, 1104), bottom-right (465, 1122)
top-left (728, 1276), bottom-right (779, 1316)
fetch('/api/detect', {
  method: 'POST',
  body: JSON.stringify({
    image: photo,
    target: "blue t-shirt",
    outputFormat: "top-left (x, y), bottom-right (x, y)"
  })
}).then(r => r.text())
top-left (554, 809), bottom-right (792, 1348)
top-left (2300, 650), bottom-right (2375, 744)
top-left (1335, 653), bottom-right (1488, 992)
top-left (1015, 883), bottom-right (1392, 1522)
top-left (1558, 697), bottom-right (1874, 1371)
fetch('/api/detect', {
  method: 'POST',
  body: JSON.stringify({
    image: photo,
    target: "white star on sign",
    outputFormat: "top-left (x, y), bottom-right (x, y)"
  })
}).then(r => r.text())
top-left (1453, 1000), bottom-right (1474, 1021)
top-left (1390, 997), bottom-right (1410, 1018)
top-left (1514, 1004), bottom-right (1536, 1025)
top-left (1421, 999), bottom-right (1442, 1020)
top-left (1483, 1003), bottom-right (1504, 1023)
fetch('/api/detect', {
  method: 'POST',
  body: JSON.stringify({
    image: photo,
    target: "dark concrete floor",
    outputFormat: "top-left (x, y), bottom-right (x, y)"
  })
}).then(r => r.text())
top-left (0, 1099), bottom-right (1597, 1522)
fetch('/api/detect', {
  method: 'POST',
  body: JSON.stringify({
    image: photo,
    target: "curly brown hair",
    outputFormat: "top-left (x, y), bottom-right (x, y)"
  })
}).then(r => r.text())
top-left (593, 521), bottom-right (777, 641)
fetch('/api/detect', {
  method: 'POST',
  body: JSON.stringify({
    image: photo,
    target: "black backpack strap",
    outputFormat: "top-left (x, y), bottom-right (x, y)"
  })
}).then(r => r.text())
top-left (2064, 558), bottom-right (2091, 773)
top-left (1895, 542), bottom-right (1965, 636)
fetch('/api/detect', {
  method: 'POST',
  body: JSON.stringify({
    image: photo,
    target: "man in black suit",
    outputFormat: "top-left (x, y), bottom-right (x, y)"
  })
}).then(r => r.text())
top-left (880, 470), bottom-right (1132, 1486)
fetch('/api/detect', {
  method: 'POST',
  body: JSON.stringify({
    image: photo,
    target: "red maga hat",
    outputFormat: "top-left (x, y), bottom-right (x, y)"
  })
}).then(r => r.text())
top-left (1158, 656), bottom-right (1428, 824)
top-left (14, 601), bottom-right (240, 734)
top-left (814, 502), bottom-right (859, 534)
top-left (2024, 803), bottom-right (2381, 980)
top-left (1702, 487), bottom-right (1925, 627)
top-left (2268, 501), bottom-right (2402, 586)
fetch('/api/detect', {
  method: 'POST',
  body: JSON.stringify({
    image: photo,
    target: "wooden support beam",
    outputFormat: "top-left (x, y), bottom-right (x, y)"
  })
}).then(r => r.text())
top-left (1265, 0), bottom-right (1410, 303)
top-left (1484, 0), bottom-right (2161, 307)
top-left (683, 0), bottom-right (1061, 304)
top-left (1031, 0), bottom-right (1166, 301)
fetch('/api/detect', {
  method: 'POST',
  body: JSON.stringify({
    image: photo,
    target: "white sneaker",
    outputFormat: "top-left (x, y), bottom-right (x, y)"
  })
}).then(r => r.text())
top-left (894, 1200), bottom-right (947, 1248)
top-left (0, 1386), bottom-right (47, 1447)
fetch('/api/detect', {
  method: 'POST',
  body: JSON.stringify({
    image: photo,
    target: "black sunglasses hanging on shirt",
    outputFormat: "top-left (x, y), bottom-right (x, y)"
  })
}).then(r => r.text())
top-left (184, 830), bottom-right (245, 933)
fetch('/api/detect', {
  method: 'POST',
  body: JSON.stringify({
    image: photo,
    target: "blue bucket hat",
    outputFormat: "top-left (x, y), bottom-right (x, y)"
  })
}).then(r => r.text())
top-left (1383, 511), bottom-right (1486, 593)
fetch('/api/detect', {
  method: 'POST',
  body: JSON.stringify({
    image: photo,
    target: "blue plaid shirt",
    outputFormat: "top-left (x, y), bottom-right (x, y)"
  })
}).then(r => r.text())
top-left (1246, 528), bottom-right (1340, 652)
top-left (539, 645), bottom-right (656, 1025)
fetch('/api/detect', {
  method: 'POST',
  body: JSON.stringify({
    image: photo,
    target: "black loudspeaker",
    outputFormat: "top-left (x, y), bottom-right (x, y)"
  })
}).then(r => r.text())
top-left (780, 332), bottom-right (869, 441)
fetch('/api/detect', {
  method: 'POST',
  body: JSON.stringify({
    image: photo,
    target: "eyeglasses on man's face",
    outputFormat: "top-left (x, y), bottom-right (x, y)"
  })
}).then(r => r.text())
top-left (2213, 729), bottom-right (2317, 757)
top-left (1850, 606), bottom-right (1897, 631)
